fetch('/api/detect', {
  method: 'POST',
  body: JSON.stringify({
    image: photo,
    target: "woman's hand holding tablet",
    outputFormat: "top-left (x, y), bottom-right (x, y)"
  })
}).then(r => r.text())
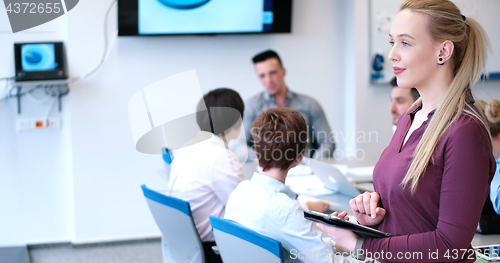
top-left (349, 191), bottom-right (386, 226)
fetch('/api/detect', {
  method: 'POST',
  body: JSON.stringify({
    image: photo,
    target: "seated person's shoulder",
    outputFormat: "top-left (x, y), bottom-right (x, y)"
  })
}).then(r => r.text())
top-left (230, 181), bottom-right (300, 213)
top-left (268, 192), bottom-right (303, 219)
top-left (178, 137), bottom-right (228, 158)
top-left (293, 91), bottom-right (323, 109)
top-left (246, 92), bottom-right (266, 105)
top-left (173, 139), bottom-right (241, 174)
top-left (231, 179), bottom-right (251, 192)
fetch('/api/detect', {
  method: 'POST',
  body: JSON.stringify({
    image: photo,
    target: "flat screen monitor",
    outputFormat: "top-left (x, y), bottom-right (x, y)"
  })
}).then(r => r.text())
top-left (118, 0), bottom-right (292, 36)
top-left (14, 42), bottom-right (67, 82)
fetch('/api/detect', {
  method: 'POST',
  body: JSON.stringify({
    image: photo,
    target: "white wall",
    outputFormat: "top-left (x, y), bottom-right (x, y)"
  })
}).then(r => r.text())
top-left (354, 0), bottom-right (393, 159)
top-left (0, 9), bottom-right (73, 245)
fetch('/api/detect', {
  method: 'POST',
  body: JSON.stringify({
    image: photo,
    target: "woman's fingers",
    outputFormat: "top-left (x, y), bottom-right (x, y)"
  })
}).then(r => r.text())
top-left (339, 211), bottom-right (350, 221)
top-left (349, 198), bottom-right (359, 213)
top-left (362, 192), bottom-right (372, 216)
top-left (370, 192), bottom-right (381, 218)
top-left (350, 192), bottom-right (384, 224)
top-left (338, 211), bottom-right (348, 218)
top-left (376, 207), bottom-right (386, 217)
top-left (355, 194), bottom-right (366, 214)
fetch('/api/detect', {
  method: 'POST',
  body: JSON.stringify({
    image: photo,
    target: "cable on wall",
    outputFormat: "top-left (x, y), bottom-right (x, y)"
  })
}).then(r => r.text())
top-left (69, 0), bottom-right (118, 84)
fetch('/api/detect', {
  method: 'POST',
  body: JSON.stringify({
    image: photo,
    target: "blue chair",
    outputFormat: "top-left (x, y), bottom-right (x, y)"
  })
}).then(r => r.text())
top-left (162, 147), bottom-right (173, 165)
top-left (141, 184), bottom-right (204, 263)
top-left (209, 216), bottom-right (284, 263)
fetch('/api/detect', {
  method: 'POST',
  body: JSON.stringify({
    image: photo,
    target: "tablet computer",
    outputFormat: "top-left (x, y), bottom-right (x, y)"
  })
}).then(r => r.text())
top-left (304, 210), bottom-right (392, 238)
top-left (475, 245), bottom-right (500, 262)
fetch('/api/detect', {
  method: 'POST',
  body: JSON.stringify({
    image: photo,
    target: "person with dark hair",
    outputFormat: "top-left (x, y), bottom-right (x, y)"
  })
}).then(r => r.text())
top-left (195, 88), bottom-right (245, 141)
top-left (319, 1), bottom-right (496, 262)
top-left (389, 76), bottom-right (420, 127)
top-left (225, 108), bottom-right (332, 263)
top-left (243, 49), bottom-right (335, 159)
top-left (476, 99), bottom-right (500, 234)
top-left (168, 88), bottom-right (245, 263)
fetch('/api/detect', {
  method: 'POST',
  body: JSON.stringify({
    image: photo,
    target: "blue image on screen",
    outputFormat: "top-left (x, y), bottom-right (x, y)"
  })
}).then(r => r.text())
top-left (139, 0), bottom-right (263, 34)
top-left (21, 44), bottom-right (58, 72)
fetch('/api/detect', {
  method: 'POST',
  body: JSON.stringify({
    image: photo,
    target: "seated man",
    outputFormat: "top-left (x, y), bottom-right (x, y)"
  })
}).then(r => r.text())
top-left (389, 76), bottom-right (419, 130)
top-left (243, 50), bottom-right (335, 159)
top-left (168, 88), bottom-right (245, 263)
top-left (225, 108), bottom-right (333, 263)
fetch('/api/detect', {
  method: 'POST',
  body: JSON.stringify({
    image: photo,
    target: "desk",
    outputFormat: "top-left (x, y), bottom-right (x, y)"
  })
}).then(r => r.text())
top-left (284, 158), bottom-right (376, 212)
top-left (472, 235), bottom-right (500, 262)
top-left (472, 234), bottom-right (500, 247)
top-left (322, 157), bottom-right (379, 167)
top-left (241, 156), bottom-right (380, 180)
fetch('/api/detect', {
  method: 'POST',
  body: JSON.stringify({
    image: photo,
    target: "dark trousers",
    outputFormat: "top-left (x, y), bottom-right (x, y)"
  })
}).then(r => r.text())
top-left (202, 241), bottom-right (223, 263)
top-left (478, 192), bottom-right (500, 234)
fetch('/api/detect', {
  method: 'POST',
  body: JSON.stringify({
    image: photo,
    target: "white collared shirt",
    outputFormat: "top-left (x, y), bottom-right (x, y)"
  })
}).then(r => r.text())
top-left (225, 172), bottom-right (331, 263)
top-left (168, 134), bottom-right (244, 242)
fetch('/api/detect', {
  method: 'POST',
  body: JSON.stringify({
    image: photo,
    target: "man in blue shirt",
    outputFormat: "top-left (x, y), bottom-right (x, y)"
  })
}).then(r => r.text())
top-left (490, 159), bottom-right (500, 215)
top-left (243, 50), bottom-right (335, 159)
top-left (388, 76), bottom-right (419, 132)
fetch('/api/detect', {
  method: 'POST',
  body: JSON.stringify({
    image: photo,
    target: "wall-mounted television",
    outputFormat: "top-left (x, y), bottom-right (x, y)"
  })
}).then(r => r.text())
top-left (118, 0), bottom-right (292, 36)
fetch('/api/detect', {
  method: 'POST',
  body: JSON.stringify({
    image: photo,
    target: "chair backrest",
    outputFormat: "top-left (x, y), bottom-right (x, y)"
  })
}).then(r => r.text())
top-left (209, 216), bottom-right (283, 263)
top-left (141, 185), bottom-right (204, 263)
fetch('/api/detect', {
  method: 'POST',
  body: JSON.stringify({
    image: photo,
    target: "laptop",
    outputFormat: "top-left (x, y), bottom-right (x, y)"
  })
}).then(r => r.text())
top-left (306, 158), bottom-right (368, 198)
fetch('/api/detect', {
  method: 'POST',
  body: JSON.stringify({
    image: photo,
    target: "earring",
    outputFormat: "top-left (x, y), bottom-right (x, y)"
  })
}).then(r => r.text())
top-left (438, 57), bottom-right (445, 65)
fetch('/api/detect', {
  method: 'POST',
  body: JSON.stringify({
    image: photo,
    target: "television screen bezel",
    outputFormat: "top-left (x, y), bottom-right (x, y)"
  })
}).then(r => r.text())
top-left (118, 0), bottom-right (292, 36)
top-left (14, 42), bottom-right (68, 82)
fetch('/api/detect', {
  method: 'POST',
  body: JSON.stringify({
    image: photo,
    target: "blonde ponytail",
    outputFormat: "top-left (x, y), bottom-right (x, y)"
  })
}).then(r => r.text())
top-left (398, 0), bottom-right (491, 194)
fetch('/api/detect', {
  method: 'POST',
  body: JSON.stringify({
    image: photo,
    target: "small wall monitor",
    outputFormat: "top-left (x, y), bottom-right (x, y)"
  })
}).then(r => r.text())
top-left (14, 42), bottom-right (67, 82)
top-left (118, 0), bottom-right (292, 36)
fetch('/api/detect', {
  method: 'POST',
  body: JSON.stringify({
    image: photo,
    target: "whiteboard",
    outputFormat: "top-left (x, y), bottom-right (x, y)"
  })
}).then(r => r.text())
top-left (370, 0), bottom-right (500, 83)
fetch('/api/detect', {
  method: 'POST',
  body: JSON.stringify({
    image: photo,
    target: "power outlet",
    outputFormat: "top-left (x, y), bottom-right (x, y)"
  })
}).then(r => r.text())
top-left (16, 119), bottom-right (31, 132)
top-left (31, 119), bottom-right (46, 129)
top-left (16, 117), bottom-right (62, 132)
top-left (47, 117), bottom-right (61, 129)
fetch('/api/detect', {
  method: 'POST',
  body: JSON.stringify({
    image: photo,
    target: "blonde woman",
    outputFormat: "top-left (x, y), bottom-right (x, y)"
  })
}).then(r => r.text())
top-left (319, 1), bottom-right (496, 262)
top-left (477, 99), bottom-right (500, 234)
